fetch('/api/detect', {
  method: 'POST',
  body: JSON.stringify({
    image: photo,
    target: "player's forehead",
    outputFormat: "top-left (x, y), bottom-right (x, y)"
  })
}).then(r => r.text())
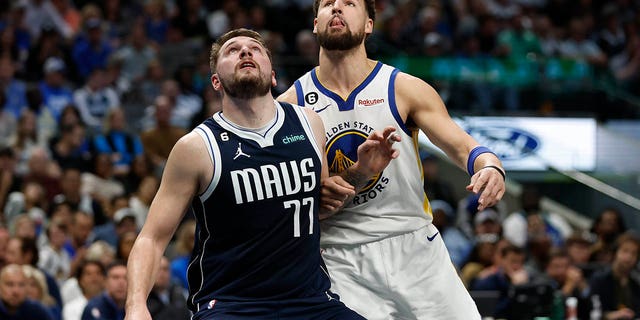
top-left (318, 0), bottom-right (363, 6)
top-left (220, 36), bottom-right (264, 51)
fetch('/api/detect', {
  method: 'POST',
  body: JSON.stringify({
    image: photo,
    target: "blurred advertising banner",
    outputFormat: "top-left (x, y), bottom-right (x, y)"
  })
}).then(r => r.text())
top-left (419, 117), bottom-right (596, 171)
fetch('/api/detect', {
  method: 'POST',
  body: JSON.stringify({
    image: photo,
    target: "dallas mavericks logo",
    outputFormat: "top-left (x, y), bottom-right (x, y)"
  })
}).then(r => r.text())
top-left (326, 130), bottom-right (382, 192)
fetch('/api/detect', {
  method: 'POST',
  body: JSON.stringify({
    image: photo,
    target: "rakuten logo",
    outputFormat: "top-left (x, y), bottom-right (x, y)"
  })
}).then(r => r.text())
top-left (358, 98), bottom-right (385, 106)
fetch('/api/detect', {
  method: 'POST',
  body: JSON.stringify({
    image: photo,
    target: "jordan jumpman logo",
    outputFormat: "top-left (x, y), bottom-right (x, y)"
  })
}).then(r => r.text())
top-left (233, 142), bottom-right (250, 160)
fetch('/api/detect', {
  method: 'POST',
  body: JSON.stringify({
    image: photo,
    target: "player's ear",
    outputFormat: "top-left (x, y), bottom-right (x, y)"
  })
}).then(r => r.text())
top-left (271, 70), bottom-right (277, 88)
top-left (365, 18), bottom-right (374, 34)
top-left (313, 18), bottom-right (318, 34)
top-left (211, 74), bottom-right (222, 91)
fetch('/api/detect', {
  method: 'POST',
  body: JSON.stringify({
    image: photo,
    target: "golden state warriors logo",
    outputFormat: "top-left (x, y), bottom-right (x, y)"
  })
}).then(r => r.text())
top-left (326, 130), bottom-right (382, 192)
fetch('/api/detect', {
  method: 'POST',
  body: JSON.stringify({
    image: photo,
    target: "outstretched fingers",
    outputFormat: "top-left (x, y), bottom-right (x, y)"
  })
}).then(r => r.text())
top-left (466, 167), bottom-right (506, 211)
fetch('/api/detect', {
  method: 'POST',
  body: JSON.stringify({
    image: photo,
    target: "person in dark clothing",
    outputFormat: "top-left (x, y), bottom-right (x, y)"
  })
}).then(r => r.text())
top-left (0, 264), bottom-right (54, 320)
top-left (81, 261), bottom-right (127, 320)
top-left (589, 232), bottom-right (640, 320)
top-left (147, 256), bottom-right (190, 320)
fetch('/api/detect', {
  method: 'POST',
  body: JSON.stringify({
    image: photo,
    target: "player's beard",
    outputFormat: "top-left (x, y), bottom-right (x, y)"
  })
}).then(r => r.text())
top-left (317, 24), bottom-right (365, 51)
top-left (220, 70), bottom-right (272, 99)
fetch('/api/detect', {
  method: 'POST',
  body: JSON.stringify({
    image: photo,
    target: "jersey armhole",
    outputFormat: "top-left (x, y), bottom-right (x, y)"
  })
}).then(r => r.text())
top-left (194, 125), bottom-right (222, 201)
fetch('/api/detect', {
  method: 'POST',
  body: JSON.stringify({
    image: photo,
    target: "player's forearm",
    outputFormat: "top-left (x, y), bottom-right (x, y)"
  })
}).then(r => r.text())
top-left (339, 162), bottom-right (373, 193)
top-left (125, 236), bottom-right (164, 308)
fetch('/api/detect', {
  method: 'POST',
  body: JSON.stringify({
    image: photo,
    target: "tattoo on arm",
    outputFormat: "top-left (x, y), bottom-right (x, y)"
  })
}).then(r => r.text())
top-left (340, 167), bottom-right (370, 192)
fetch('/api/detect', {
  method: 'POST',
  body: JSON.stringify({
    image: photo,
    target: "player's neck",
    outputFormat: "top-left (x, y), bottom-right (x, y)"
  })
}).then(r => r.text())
top-left (317, 46), bottom-right (376, 93)
top-left (221, 95), bottom-right (276, 129)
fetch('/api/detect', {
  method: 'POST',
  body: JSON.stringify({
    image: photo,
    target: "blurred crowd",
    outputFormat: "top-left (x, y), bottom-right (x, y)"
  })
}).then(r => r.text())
top-left (0, 0), bottom-right (639, 320)
top-left (423, 153), bottom-right (640, 319)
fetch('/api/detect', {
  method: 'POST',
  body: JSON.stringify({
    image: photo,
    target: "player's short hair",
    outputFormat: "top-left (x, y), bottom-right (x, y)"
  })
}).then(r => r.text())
top-left (313, 0), bottom-right (376, 22)
top-left (209, 28), bottom-right (272, 74)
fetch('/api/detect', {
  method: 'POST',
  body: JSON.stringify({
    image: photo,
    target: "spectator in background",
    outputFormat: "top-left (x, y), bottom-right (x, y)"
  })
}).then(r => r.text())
top-left (93, 206), bottom-right (137, 249)
top-left (128, 175), bottom-right (158, 230)
top-left (147, 256), bottom-right (190, 320)
top-left (0, 146), bottom-right (21, 208)
top-left (38, 218), bottom-right (72, 286)
top-left (52, 168), bottom-right (106, 226)
top-left (0, 226), bottom-right (9, 268)
top-left (9, 214), bottom-right (38, 241)
top-left (143, 0), bottom-right (170, 45)
top-left (534, 15), bottom-right (561, 58)
top-left (115, 231), bottom-right (137, 263)
top-left (112, 21), bottom-right (157, 93)
top-left (503, 185), bottom-right (572, 248)
top-left (38, 57), bottom-right (74, 121)
top-left (64, 211), bottom-right (94, 276)
top-left (50, 122), bottom-right (92, 173)
top-left (62, 260), bottom-right (106, 320)
top-left (21, 147), bottom-right (62, 205)
top-left (542, 249), bottom-right (590, 319)
top-left (10, 110), bottom-right (48, 176)
top-left (24, 26), bottom-right (72, 83)
top-left (139, 59), bottom-right (165, 106)
top-left (565, 230), bottom-right (596, 266)
top-left (589, 232), bottom-right (640, 320)
top-left (460, 233), bottom-right (500, 288)
top-left (558, 17), bottom-right (607, 68)
top-left (431, 199), bottom-right (472, 270)
top-left (72, 68), bottom-right (120, 134)
top-left (21, 0), bottom-right (74, 41)
top-left (81, 261), bottom-right (127, 320)
top-left (80, 153), bottom-right (125, 208)
top-left (5, 236), bottom-right (63, 308)
top-left (472, 244), bottom-right (531, 319)
top-left (590, 206), bottom-right (627, 264)
top-left (140, 95), bottom-right (186, 176)
top-left (161, 79), bottom-right (202, 130)
top-left (596, 6), bottom-right (626, 59)
top-left (0, 91), bottom-right (17, 149)
top-left (168, 219), bottom-right (195, 291)
top-left (119, 155), bottom-right (153, 195)
top-left (0, 56), bottom-right (27, 119)
top-left (421, 152), bottom-right (457, 210)
top-left (0, 263), bottom-right (54, 320)
top-left (25, 85), bottom-right (57, 146)
top-left (49, 0), bottom-right (81, 38)
top-left (99, 0), bottom-right (138, 50)
top-left (72, 18), bottom-right (113, 81)
top-left (22, 264), bottom-right (60, 320)
top-left (473, 207), bottom-right (503, 237)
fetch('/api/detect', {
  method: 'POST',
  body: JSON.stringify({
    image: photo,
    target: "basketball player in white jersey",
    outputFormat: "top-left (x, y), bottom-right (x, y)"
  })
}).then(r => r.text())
top-left (278, 0), bottom-right (506, 319)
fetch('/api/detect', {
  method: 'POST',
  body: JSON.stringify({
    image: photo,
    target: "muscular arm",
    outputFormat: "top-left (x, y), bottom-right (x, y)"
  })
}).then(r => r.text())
top-left (396, 73), bottom-right (505, 210)
top-left (125, 133), bottom-right (209, 319)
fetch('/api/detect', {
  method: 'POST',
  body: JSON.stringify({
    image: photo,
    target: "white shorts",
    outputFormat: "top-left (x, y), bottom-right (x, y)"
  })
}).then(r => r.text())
top-left (321, 224), bottom-right (481, 320)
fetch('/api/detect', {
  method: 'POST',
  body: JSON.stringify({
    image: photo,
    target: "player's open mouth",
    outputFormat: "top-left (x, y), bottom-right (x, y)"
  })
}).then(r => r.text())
top-left (329, 17), bottom-right (345, 28)
top-left (239, 61), bottom-right (256, 69)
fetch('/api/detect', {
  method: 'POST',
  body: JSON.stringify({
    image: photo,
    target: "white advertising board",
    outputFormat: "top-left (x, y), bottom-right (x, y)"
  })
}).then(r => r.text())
top-left (418, 117), bottom-right (596, 171)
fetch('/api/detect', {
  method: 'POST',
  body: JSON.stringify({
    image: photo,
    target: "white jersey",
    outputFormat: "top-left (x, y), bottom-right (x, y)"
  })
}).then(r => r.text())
top-left (293, 62), bottom-right (432, 246)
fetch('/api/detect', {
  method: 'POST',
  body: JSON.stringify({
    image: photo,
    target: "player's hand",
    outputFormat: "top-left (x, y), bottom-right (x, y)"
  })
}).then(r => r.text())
top-left (351, 126), bottom-right (401, 178)
top-left (319, 175), bottom-right (355, 219)
top-left (465, 166), bottom-right (505, 211)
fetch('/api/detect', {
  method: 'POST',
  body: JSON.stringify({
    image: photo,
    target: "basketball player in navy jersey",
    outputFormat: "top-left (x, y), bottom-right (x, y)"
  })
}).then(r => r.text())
top-left (278, 0), bottom-right (507, 319)
top-left (124, 28), bottom-right (398, 320)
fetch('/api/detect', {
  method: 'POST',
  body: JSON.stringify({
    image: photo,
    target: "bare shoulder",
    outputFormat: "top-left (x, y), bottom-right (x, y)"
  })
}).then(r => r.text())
top-left (167, 132), bottom-right (210, 172)
top-left (394, 71), bottom-right (447, 113)
top-left (394, 72), bottom-right (441, 100)
top-left (277, 85), bottom-right (298, 104)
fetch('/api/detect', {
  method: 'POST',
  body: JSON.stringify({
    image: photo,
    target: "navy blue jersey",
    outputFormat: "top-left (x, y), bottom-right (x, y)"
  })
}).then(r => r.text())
top-left (187, 101), bottom-right (330, 310)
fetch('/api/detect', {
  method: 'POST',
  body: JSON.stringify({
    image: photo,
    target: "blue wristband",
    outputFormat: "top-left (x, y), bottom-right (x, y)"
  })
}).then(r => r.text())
top-left (467, 146), bottom-right (496, 176)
